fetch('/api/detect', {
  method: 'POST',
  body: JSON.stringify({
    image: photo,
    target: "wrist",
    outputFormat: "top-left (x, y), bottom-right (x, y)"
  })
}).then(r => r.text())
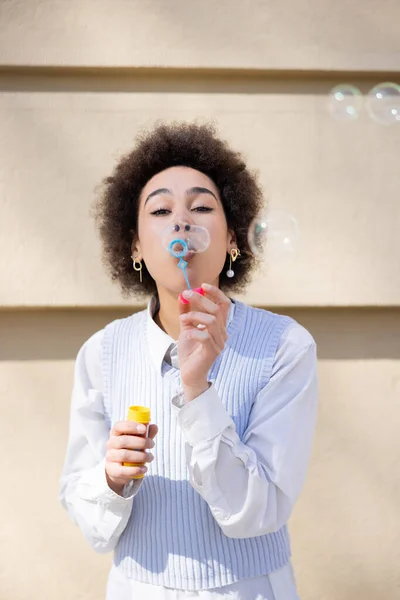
top-left (182, 381), bottom-right (210, 402)
top-left (106, 472), bottom-right (124, 496)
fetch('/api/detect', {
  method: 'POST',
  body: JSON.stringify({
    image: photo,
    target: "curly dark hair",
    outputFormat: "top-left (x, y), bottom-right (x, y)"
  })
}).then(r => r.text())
top-left (93, 121), bottom-right (264, 299)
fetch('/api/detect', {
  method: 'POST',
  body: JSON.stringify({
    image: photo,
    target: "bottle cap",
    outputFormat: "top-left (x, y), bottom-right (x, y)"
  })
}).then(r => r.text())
top-left (127, 405), bottom-right (151, 423)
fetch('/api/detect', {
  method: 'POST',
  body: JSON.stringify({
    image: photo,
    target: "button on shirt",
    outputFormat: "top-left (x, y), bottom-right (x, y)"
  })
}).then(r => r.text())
top-left (59, 299), bottom-right (318, 600)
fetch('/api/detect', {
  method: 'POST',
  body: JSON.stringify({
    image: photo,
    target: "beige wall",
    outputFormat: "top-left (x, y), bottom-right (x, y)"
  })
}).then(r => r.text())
top-left (1, 0), bottom-right (400, 71)
top-left (1, 2), bottom-right (399, 599)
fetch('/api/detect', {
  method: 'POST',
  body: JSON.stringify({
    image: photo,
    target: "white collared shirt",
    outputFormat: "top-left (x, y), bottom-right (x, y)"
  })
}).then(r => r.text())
top-left (59, 298), bottom-right (318, 600)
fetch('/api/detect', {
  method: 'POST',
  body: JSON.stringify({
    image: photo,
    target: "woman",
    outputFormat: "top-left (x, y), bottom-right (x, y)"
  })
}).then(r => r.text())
top-left (59, 122), bottom-right (318, 600)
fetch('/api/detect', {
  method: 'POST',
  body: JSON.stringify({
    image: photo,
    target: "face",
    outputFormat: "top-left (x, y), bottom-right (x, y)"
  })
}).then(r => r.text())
top-left (132, 166), bottom-right (237, 296)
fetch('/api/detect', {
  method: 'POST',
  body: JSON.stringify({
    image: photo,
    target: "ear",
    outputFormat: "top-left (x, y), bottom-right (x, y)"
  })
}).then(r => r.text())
top-left (131, 235), bottom-right (142, 260)
top-left (226, 228), bottom-right (238, 252)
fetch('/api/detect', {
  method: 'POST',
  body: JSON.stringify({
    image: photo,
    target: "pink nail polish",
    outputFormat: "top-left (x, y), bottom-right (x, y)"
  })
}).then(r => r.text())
top-left (179, 287), bottom-right (204, 304)
top-left (193, 287), bottom-right (205, 296)
top-left (179, 293), bottom-right (190, 305)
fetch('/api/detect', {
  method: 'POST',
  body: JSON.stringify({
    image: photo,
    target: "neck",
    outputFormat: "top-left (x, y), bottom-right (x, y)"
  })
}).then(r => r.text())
top-left (153, 288), bottom-right (181, 341)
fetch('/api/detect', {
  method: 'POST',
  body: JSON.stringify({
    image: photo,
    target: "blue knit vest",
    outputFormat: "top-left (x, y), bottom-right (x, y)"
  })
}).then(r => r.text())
top-left (102, 300), bottom-right (293, 590)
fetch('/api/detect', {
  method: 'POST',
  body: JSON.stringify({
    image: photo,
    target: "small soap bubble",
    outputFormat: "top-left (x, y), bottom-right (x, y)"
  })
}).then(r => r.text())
top-left (366, 82), bottom-right (400, 125)
top-left (248, 217), bottom-right (268, 257)
top-left (161, 222), bottom-right (210, 257)
top-left (248, 210), bottom-right (300, 261)
top-left (328, 85), bottom-right (363, 121)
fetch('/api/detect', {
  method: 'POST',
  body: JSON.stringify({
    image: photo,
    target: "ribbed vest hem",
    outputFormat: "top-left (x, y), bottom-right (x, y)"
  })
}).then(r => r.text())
top-left (114, 542), bottom-right (291, 591)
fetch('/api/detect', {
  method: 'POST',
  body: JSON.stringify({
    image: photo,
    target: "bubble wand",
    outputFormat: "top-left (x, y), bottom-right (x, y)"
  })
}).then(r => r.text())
top-left (162, 222), bottom-right (210, 302)
top-left (168, 237), bottom-right (192, 290)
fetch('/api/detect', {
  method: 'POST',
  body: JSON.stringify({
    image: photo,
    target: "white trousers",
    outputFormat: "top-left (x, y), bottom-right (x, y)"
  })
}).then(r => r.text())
top-left (106, 562), bottom-right (299, 600)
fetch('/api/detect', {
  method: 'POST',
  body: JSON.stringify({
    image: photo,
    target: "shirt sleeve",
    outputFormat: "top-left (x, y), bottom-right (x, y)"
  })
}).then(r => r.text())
top-left (174, 321), bottom-right (318, 539)
top-left (58, 330), bottom-right (141, 554)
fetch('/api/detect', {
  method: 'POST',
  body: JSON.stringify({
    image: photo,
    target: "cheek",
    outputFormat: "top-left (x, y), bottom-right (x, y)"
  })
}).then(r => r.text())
top-left (208, 221), bottom-right (228, 251)
top-left (204, 232), bottom-right (228, 270)
top-left (142, 241), bottom-right (167, 268)
top-left (138, 219), bottom-right (164, 256)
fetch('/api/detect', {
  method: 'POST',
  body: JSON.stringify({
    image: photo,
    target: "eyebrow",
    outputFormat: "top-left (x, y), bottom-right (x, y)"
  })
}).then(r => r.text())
top-left (144, 188), bottom-right (172, 204)
top-left (145, 186), bottom-right (217, 205)
top-left (186, 187), bottom-right (218, 201)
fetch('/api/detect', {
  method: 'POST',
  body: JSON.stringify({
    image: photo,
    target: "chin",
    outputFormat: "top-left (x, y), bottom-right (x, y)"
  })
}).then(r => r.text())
top-left (162, 274), bottom-right (203, 294)
top-left (157, 261), bottom-right (218, 293)
top-left (180, 267), bottom-right (211, 290)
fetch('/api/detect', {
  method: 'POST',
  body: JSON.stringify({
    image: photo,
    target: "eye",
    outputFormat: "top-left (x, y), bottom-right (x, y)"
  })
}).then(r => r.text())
top-left (192, 206), bottom-right (213, 213)
top-left (150, 208), bottom-right (171, 216)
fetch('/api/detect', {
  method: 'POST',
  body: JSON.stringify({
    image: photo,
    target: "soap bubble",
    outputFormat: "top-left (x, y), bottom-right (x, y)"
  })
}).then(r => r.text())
top-left (248, 210), bottom-right (300, 260)
top-left (161, 222), bottom-right (211, 292)
top-left (328, 85), bottom-right (363, 121)
top-left (366, 82), bottom-right (400, 125)
top-left (161, 222), bottom-right (210, 259)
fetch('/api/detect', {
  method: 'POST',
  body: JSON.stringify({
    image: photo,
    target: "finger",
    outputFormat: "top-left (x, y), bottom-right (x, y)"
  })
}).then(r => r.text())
top-left (178, 287), bottom-right (205, 315)
top-left (183, 328), bottom-right (223, 353)
top-left (180, 290), bottom-right (221, 316)
top-left (201, 283), bottom-right (230, 304)
top-left (179, 312), bottom-right (228, 345)
top-left (107, 449), bottom-right (154, 464)
top-left (148, 424), bottom-right (158, 440)
top-left (179, 287), bottom-right (204, 307)
top-left (107, 463), bottom-right (148, 480)
top-left (201, 283), bottom-right (231, 318)
top-left (178, 296), bottom-right (190, 317)
top-left (181, 292), bottom-right (227, 332)
top-left (107, 434), bottom-right (154, 451)
top-left (185, 322), bottom-right (227, 351)
top-left (111, 420), bottom-right (148, 437)
top-left (179, 311), bottom-right (218, 330)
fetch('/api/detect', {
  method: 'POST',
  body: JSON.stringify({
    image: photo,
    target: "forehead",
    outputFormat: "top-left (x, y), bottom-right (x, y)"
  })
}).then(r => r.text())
top-left (141, 166), bottom-right (219, 196)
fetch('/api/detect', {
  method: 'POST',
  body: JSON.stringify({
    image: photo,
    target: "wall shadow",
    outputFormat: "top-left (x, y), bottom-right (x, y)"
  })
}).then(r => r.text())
top-left (1, 306), bottom-right (399, 361)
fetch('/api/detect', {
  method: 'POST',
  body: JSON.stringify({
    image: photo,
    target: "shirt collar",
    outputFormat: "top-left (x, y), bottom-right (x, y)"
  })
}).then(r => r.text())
top-left (146, 296), bottom-right (176, 375)
top-left (145, 295), bottom-right (236, 375)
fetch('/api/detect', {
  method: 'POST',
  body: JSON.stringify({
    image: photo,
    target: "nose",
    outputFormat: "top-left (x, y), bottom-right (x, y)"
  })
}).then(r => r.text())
top-left (172, 202), bottom-right (196, 225)
top-left (173, 222), bottom-right (192, 233)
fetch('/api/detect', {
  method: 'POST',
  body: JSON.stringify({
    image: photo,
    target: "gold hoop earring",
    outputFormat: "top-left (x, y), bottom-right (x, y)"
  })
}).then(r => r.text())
top-left (132, 257), bottom-right (143, 283)
top-left (227, 248), bottom-right (240, 278)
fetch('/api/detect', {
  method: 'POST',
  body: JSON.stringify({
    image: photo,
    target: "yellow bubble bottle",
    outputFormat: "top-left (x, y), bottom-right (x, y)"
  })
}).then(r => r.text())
top-left (123, 405), bottom-right (151, 479)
